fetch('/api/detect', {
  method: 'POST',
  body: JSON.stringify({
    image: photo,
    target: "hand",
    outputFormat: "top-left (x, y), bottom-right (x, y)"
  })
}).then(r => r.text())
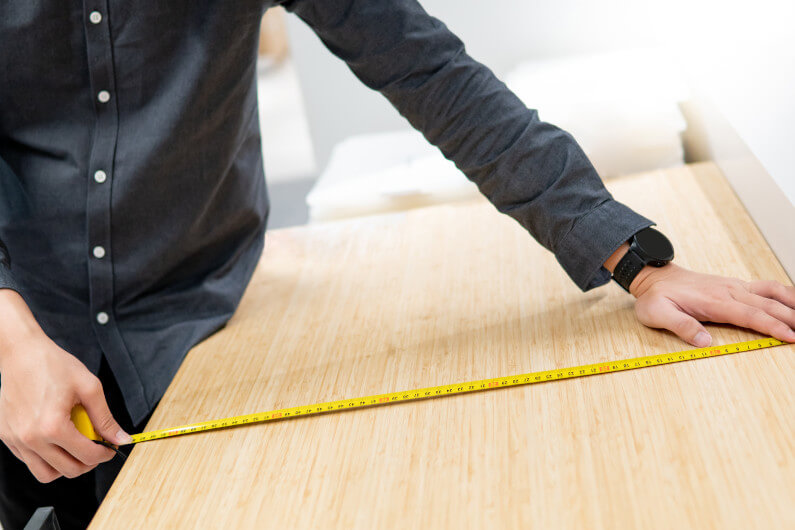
top-left (0, 290), bottom-right (131, 483)
top-left (630, 263), bottom-right (795, 347)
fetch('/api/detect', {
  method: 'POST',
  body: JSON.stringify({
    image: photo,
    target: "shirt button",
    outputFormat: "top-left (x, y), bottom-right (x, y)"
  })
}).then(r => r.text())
top-left (94, 170), bottom-right (107, 183)
top-left (96, 312), bottom-right (109, 325)
top-left (97, 90), bottom-right (111, 103)
top-left (89, 11), bottom-right (102, 24)
top-left (93, 246), bottom-right (106, 259)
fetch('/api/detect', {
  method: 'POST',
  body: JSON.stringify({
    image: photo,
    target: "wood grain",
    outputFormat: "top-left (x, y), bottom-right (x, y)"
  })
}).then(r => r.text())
top-left (90, 162), bottom-right (794, 529)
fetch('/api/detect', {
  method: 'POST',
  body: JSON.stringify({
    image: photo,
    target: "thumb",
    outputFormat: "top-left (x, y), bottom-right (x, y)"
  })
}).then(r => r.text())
top-left (636, 296), bottom-right (712, 348)
top-left (76, 378), bottom-right (132, 445)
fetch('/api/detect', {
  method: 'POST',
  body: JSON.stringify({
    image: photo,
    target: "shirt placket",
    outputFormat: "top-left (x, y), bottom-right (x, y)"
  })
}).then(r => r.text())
top-left (83, 0), bottom-right (149, 419)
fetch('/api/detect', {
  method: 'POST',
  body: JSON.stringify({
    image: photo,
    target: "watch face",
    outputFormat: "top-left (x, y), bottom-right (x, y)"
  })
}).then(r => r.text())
top-left (634, 228), bottom-right (674, 264)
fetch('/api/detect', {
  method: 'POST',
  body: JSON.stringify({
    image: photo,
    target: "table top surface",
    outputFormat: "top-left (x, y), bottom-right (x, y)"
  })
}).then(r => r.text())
top-left (90, 162), bottom-right (794, 529)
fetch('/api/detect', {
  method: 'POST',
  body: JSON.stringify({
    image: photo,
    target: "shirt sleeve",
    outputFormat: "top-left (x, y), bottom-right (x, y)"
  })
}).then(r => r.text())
top-left (0, 156), bottom-right (22, 294)
top-left (276, 0), bottom-right (654, 291)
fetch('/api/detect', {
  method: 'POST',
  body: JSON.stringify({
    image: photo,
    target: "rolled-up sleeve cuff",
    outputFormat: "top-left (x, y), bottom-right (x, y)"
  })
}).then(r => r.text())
top-left (555, 199), bottom-right (654, 292)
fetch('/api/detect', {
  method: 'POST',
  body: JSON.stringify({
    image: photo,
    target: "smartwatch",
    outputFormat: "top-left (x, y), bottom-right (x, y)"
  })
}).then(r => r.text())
top-left (612, 227), bottom-right (674, 292)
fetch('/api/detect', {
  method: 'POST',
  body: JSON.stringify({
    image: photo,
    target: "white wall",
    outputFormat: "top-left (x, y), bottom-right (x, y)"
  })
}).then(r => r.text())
top-left (285, 0), bottom-right (794, 199)
top-left (285, 0), bottom-right (662, 172)
top-left (661, 0), bottom-right (795, 278)
top-left (658, 0), bottom-right (795, 206)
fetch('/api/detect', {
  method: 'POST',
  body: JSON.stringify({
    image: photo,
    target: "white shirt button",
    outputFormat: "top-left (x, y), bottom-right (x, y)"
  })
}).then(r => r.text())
top-left (94, 170), bottom-right (107, 183)
top-left (96, 312), bottom-right (109, 325)
top-left (97, 90), bottom-right (110, 103)
top-left (93, 246), bottom-right (106, 259)
top-left (89, 11), bottom-right (102, 24)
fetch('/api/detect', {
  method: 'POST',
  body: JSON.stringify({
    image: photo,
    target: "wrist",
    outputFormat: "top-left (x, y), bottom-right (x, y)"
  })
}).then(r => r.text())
top-left (0, 289), bottom-right (46, 370)
top-left (604, 243), bottom-right (656, 297)
top-left (628, 262), bottom-right (678, 298)
top-left (628, 264), bottom-right (658, 298)
top-left (605, 228), bottom-right (675, 295)
top-left (603, 242), bottom-right (629, 273)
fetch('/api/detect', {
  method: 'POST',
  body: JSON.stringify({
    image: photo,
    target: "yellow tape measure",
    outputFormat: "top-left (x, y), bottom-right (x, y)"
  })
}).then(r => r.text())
top-left (71, 337), bottom-right (786, 446)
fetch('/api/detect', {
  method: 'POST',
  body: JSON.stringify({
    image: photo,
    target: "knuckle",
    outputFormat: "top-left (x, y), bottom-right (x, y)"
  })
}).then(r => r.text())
top-left (716, 289), bottom-right (735, 302)
top-left (40, 418), bottom-right (63, 440)
top-left (674, 317), bottom-right (695, 335)
top-left (766, 280), bottom-right (783, 291)
top-left (18, 429), bottom-right (39, 447)
top-left (726, 282), bottom-right (745, 298)
top-left (83, 377), bottom-right (103, 396)
top-left (5, 445), bottom-right (22, 461)
top-left (716, 296), bottom-right (741, 315)
top-left (96, 414), bottom-right (116, 431)
top-left (758, 298), bottom-right (778, 314)
top-left (742, 306), bottom-right (764, 322)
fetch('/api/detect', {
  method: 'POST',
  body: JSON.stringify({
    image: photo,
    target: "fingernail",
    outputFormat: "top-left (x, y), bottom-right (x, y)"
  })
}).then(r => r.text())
top-left (787, 329), bottom-right (795, 342)
top-left (116, 430), bottom-right (133, 445)
top-left (694, 331), bottom-right (712, 348)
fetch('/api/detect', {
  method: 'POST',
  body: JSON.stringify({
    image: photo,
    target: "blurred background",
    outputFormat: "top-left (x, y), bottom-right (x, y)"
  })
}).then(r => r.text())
top-left (257, 0), bottom-right (793, 274)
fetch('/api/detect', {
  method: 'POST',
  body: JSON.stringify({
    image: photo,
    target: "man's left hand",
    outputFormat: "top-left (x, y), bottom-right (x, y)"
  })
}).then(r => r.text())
top-left (630, 263), bottom-right (795, 347)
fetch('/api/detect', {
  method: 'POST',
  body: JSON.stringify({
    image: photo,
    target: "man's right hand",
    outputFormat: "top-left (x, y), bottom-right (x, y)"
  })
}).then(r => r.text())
top-left (0, 289), bottom-right (131, 483)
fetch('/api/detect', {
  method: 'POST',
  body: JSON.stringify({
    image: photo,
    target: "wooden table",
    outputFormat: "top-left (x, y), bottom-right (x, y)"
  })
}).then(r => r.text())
top-left (90, 163), bottom-right (794, 529)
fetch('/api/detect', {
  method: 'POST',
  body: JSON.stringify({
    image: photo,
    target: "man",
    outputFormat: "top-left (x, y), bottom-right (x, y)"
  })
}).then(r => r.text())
top-left (1, 1), bottom-right (793, 528)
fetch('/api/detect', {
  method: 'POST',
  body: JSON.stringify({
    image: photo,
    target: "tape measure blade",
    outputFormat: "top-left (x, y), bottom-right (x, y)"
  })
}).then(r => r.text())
top-left (128, 337), bottom-right (785, 445)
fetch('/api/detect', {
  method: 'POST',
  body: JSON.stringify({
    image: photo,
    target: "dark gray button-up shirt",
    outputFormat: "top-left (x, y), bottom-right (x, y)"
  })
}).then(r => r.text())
top-left (0, 0), bottom-right (653, 424)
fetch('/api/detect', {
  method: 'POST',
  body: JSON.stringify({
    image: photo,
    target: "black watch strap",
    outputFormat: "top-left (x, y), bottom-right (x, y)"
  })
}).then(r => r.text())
top-left (612, 249), bottom-right (646, 293)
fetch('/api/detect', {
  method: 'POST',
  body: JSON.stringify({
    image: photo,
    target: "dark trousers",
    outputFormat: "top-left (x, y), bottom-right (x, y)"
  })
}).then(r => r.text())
top-left (0, 358), bottom-right (152, 530)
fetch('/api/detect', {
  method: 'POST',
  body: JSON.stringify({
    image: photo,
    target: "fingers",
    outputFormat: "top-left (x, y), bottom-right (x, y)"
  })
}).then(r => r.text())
top-left (3, 411), bottom-right (113, 483)
top-left (17, 416), bottom-right (96, 478)
top-left (17, 445), bottom-right (61, 483)
top-left (0, 417), bottom-right (18, 459)
top-left (739, 292), bottom-right (795, 331)
top-left (50, 421), bottom-right (116, 466)
top-left (0, 416), bottom-right (55, 479)
top-left (636, 297), bottom-right (712, 347)
top-left (1, 418), bottom-right (60, 482)
top-left (0, 336), bottom-right (128, 484)
top-left (747, 280), bottom-right (795, 309)
top-left (75, 377), bottom-right (132, 445)
top-left (724, 303), bottom-right (795, 343)
top-left (26, 438), bottom-right (93, 479)
top-left (4, 436), bottom-right (22, 460)
top-left (4, 441), bottom-right (23, 461)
